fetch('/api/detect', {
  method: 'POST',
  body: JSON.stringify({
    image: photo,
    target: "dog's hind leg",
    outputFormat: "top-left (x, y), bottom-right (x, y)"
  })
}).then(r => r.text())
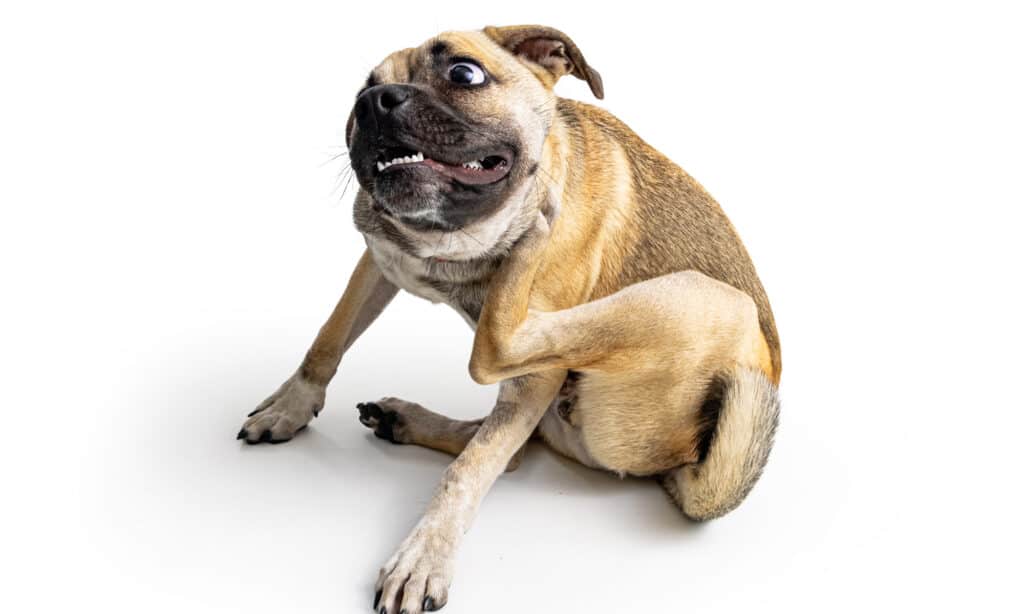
top-left (470, 213), bottom-right (780, 518)
top-left (356, 397), bottom-right (481, 454)
top-left (356, 397), bottom-right (527, 471)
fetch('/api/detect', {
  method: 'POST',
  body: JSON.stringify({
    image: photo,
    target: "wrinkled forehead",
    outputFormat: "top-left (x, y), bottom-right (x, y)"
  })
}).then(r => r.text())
top-left (371, 30), bottom-right (514, 84)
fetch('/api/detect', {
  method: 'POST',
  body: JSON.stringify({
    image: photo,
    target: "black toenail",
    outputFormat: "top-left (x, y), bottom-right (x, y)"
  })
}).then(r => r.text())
top-left (259, 430), bottom-right (273, 443)
top-left (373, 590), bottom-right (382, 609)
top-left (423, 596), bottom-right (436, 611)
top-left (379, 606), bottom-right (387, 614)
top-left (236, 429), bottom-right (247, 440)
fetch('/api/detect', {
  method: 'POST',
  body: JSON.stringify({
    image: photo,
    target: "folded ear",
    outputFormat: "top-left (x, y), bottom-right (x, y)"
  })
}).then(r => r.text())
top-left (483, 25), bottom-right (604, 99)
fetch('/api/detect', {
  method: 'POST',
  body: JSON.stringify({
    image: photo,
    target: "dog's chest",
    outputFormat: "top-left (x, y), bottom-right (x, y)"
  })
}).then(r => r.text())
top-left (365, 236), bottom-right (498, 327)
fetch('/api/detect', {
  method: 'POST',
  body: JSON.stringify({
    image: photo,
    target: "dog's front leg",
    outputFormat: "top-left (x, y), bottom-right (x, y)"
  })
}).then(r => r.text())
top-left (238, 249), bottom-right (397, 444)
top-left (374, 370), bottom-right (564, 613)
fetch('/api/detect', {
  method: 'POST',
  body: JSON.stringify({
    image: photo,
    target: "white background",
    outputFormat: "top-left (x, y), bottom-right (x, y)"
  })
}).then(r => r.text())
top-left (2, 1), bottom-right (1023, 612)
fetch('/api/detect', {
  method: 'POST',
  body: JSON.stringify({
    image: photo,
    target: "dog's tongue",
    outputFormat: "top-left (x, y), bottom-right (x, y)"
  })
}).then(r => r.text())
top-left (423, 158), bottom-right (509, 186)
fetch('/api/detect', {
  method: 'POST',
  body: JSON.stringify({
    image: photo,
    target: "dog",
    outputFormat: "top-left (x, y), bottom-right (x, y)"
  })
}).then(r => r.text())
top-left (237, 24), bottom-right (782, 613)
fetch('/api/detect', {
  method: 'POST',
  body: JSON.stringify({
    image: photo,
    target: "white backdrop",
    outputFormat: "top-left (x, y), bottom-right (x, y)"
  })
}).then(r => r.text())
top-left (2, 1), bottom-right (1022, 612)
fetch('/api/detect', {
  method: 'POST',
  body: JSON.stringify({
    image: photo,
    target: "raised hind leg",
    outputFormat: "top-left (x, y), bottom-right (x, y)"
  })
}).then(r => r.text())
top-left (371, 215), bottom-right (775, 613)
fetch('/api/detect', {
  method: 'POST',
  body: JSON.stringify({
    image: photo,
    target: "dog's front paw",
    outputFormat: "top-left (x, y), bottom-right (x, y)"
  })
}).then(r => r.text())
top-left (374, 523), bottom-right (454, 613)
top-left (237, 374), bottom-right (324, 444)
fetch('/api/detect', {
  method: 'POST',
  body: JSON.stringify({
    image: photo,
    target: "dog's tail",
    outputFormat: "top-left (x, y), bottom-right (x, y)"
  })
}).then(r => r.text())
top-left (663, 366), bottom-right (780, 521)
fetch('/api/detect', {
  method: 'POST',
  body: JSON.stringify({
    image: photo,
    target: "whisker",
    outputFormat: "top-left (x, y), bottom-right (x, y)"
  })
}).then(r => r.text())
top-left (337, 168), bottom-right (357, 202)
top-left (320, 146), bottom-right (352, 168)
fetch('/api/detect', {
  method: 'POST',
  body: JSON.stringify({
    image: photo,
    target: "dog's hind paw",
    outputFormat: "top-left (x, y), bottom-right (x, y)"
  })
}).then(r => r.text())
top-left (356, 399), bottom-right (407, 444)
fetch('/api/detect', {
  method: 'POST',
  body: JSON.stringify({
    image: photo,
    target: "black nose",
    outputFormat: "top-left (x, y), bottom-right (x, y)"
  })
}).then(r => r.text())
top-left (355, 84), bottom-right (412, 128)
top-left (375, 85), bottom-right (410, 112)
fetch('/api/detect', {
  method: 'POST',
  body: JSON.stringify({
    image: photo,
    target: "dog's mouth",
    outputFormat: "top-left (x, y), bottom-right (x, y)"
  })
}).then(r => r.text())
top-left (374, 146), bottom-right (512, 186)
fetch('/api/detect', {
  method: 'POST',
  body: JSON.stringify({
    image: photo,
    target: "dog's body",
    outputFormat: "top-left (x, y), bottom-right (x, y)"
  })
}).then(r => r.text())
top-left (238, 26), bottom-right (780, 613)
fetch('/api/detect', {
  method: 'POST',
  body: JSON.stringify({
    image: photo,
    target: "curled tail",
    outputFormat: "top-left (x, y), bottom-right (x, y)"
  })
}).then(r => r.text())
top-left (663, 366), bottom-right (780, 521)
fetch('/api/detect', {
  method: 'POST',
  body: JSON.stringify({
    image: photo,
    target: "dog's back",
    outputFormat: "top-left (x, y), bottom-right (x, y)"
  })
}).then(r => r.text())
top-left (540, 98), bottom-right (782, 379)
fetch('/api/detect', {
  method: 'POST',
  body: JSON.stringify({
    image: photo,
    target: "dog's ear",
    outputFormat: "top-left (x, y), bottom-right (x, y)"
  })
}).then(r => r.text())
top-left (484, 25), bottom-right (604, 99)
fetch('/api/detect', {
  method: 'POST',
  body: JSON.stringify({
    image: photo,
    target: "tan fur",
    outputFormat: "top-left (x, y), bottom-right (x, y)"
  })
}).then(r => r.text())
top-left (243, 25), bottom-right (782, 610)
top-left (663, 366), bottom-right (780, 520)
top-left (357, 396), bottom-right (526, 472)
top-left (238, 250), bottom-right (397, 443)
top-left (300, 250), bottom-right (397, 386)
top-left (471, 215), bottom-right (770, 476)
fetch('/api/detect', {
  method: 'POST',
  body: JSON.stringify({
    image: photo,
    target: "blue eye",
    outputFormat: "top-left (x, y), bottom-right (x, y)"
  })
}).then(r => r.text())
top-left (448, 61), bottom-right (486, 85)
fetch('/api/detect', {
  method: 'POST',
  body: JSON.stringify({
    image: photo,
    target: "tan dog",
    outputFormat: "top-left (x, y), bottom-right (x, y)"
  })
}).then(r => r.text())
top-left (238, 24), bottom-right (781, 613)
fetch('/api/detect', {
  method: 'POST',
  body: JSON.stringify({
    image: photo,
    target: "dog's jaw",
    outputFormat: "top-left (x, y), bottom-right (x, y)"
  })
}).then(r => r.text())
top-left (375, 150), bottom-right (513, 185)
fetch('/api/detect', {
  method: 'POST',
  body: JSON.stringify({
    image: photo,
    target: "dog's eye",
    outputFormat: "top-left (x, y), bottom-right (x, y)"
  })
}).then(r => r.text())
top-left (447, 61), bottom-right (486, 86)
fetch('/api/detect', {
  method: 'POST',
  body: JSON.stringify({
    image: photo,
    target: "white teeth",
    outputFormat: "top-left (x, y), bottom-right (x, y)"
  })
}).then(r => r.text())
top-left (463, 160), bottom-right (484, 170)
top-left (377, 152), bottom-right (424, 172)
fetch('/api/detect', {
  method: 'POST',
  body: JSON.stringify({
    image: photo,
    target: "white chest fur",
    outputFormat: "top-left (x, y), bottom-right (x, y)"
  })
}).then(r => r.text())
top-left (364, 236), bottom-right (481, 328)
top-left (365, 236), bottom-right (446, 303)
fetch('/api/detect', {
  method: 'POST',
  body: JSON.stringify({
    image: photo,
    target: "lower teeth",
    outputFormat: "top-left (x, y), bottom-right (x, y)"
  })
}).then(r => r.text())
top-left (463, 157), bottom-right (503, 171)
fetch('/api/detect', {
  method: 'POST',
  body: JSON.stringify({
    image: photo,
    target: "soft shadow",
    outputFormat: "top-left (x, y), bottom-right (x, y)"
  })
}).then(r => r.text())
top-left (511, 442), bottom-right (706, 537)
top-left (181, 356), bottom-right (703, 540)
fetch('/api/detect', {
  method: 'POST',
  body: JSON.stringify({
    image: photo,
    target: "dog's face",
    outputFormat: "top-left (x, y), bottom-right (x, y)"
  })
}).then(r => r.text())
top-left (347, 26), bottom-right (601, 258)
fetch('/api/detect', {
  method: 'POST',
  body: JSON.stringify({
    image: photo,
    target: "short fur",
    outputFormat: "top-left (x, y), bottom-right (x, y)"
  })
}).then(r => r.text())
top-left (239, 25), bottom-right (782, 612)
top-left (663, 366), bottom-right (781, 520)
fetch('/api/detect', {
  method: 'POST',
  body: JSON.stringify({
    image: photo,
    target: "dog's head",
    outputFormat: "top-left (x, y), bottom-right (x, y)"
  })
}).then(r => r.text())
top-left (347, 25), bottom-right (601, 259)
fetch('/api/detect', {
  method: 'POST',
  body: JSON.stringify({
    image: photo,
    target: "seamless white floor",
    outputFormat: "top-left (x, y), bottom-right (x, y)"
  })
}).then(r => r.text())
top-left (3, 2), bottom-right (1023, 612)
